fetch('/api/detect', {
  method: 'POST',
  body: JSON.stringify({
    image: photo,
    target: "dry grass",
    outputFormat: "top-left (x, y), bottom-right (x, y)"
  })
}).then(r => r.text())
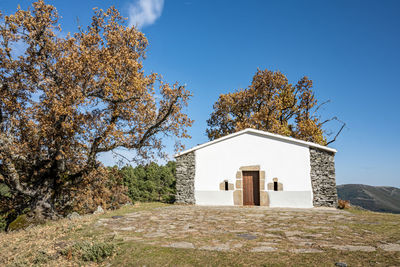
top-left (0, 203), bottom-right (167, 266)
top-left (0, 203), bottom-right (399, 266)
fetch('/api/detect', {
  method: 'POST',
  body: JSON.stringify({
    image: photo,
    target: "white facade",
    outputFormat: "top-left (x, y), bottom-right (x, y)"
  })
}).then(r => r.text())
top-left (175, 128), bottom-right (337, 208)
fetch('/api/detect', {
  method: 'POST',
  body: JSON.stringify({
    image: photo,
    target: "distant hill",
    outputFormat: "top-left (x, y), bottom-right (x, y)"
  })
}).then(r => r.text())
top-left (337, 184), bottom-right (400, 214)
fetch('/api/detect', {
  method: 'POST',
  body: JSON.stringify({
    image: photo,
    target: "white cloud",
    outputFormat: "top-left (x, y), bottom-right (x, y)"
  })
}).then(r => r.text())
top-left (128, 0), bottom-right (164, 29)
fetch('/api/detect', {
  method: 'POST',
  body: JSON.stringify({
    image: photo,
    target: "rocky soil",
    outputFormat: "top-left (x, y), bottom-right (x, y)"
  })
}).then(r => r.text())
top-left (97, 205), bottom-right (400, 254)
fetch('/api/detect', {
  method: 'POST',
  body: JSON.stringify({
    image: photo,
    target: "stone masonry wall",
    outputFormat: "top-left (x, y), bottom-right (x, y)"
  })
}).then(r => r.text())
top-left (175, 151), bottom-right (196, 204)
top-left (310, 147), bottom-right (338, 207)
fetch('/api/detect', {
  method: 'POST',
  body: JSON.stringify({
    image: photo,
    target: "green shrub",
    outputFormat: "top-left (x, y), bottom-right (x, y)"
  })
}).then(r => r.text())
top-left (63, 241), bottom-right (115, 262)
top-left (33, 250), bottom-right (54, 264)
top-left (8, 214), bottom-right (30, 231)
top-left (0, 183), bottom-right (11, 197)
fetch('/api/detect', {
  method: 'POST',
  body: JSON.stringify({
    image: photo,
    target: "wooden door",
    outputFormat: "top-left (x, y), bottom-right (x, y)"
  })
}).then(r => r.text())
top-left (242, 171), bottom-right (260, 206)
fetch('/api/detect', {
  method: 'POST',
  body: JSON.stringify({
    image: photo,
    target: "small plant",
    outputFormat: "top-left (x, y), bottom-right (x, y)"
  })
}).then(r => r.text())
top-left (62, 241), bottom-right (115, 262)
top-left (338, 199), bottom-right (351, 209)
top-left (33, 250), bottom-right (54, 264)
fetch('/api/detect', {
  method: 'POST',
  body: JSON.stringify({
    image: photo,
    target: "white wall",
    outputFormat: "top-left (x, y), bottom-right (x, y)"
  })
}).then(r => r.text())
top-left (195, 191), bottom-right (234, 205)
top-left (268, 191), bottom-right (313, 208)
top-left (194, 132), bottom-right (313, 207)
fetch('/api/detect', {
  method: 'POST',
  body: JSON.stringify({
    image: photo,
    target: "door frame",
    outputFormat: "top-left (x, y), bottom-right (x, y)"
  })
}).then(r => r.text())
top-left (242, 170), bottom-right (260, 206)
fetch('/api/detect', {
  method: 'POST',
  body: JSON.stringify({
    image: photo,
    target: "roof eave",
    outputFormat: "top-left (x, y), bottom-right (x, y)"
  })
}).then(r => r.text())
top-left (174, 128), bottom-right (337, 157)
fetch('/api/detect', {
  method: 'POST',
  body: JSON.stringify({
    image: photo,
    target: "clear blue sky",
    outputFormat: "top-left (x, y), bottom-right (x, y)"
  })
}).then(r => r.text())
top-left (2, 0), bottom-right (400, 187)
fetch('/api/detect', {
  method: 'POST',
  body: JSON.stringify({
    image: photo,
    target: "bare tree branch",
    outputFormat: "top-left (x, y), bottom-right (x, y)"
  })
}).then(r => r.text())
top-left (326, 118), bottom-right (346, 145)
top-left (312, 100), bottom-right (331, 118)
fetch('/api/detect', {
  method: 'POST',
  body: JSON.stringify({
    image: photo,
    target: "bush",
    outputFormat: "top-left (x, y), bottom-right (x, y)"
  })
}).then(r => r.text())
top-left (62, 241), bottom-right (115, 262)
top-left (33, 250), bottom-right (54, 264)
top-left (338, 199), bottom-right (351, 209)
top-left (0, 183), bottom-right (11, 198)
top-left (7, 214), bottom-right (30, 231)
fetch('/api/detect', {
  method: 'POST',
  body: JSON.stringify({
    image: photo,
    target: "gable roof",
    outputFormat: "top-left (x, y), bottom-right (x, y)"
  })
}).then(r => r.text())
top-left (174, 128), bottom-right (337, 157)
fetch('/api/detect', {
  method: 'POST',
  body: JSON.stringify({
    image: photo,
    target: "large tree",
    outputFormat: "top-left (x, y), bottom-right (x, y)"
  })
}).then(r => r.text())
top-left (206, 68), bottom-right (344, 145)
top-left (0, 1), bottom-right (192, 220)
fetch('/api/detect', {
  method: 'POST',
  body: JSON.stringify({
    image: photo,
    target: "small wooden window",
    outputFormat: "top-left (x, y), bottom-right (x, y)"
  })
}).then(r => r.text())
top-left (224, 181), bottom-right (229, 191)
top-left (274, 181), bottom-right (278, 191)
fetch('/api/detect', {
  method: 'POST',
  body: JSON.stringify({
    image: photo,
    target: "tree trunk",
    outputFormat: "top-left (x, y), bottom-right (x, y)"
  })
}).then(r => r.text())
top-left (29, 187), bottom-right (60, 221)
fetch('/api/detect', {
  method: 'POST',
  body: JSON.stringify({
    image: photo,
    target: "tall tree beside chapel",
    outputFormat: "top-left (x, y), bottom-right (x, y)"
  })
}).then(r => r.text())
top-left (0, 1), bottom-right (192, 221)
top-left (206, 69), bottom-right (344, 145)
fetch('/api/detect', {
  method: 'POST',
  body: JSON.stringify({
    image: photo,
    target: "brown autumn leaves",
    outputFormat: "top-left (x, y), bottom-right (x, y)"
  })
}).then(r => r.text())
top-left (0, 1), bottom-right (192, 219)
top-left (206, 69), bottom-right (343, 145)
top-left (0, 1), bottom-right (341, 221)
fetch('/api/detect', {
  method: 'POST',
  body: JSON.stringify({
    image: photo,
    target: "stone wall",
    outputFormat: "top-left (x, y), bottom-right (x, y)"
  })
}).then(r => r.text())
top-left (175, 151), bottom-right (196, 204)
top-left (309, 147), bottom-right (338, 207)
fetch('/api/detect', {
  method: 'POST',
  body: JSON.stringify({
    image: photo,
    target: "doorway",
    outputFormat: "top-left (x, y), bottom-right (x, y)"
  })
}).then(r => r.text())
top-left (242, 171), bottom-right (260, 206)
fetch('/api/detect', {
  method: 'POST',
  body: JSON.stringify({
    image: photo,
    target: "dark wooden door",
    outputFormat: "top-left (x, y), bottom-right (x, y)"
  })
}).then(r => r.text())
top-left (242, 171), bottom-right (260, 206)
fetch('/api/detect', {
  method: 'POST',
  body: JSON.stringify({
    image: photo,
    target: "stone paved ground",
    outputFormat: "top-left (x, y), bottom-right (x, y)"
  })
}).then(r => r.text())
top-left (96, 205), bottom-right (400, 254)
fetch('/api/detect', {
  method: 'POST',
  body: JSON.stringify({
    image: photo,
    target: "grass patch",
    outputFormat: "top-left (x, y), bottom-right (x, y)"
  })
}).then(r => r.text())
top-left (112, 242), bottom-right (399, 267)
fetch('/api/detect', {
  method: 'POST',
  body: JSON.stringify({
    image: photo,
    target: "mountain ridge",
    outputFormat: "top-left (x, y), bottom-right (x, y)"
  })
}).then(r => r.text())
top-left (337, 184), bottom-right (400, 214)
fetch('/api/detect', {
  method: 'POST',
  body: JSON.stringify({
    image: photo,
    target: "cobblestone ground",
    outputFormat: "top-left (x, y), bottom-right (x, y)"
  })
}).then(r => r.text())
top-left (96, 205), bottom-right (400, 253)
